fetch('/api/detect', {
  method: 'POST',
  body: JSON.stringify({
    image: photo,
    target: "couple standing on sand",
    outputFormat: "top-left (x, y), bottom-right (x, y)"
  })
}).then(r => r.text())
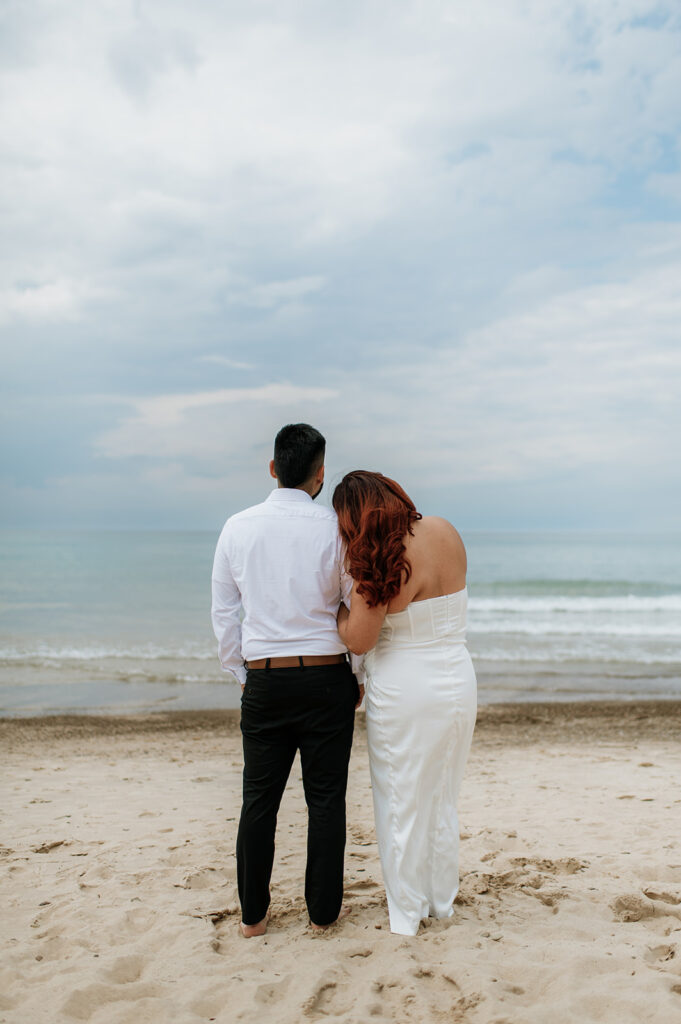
top-left (211, 424), bottom-right (477, 937)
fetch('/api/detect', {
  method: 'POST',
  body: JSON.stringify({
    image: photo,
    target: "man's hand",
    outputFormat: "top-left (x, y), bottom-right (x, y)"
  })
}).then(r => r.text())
top-left (355, 683), bottom-right (365, 710)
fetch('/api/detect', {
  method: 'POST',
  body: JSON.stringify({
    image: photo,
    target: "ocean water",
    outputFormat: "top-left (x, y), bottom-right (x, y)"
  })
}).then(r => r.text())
top-left (0, 529), bottom-right (679, 715)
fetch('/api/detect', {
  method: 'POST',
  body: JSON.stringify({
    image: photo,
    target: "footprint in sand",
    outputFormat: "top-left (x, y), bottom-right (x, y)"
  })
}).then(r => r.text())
top-left (175, 867), bottom-right (231, 890)
top-left (189, 987), bottom-right (236, 1018)
top-left (103, 906), bottom-right (158, 944)
top-left (78, 863), bottom-right (114, 887)
top-left (346, 947), bottom-right (373, 959)
top-left (303, 970), bottom-right (350, 1019)
top-left (35, 929), bottom-right (70, 963)
top-left (61, 980), bottom-right (162, 1021)
top-left (254, 978), bottom-right (291, 1005)
top-left (102, 955), bottom-right (145, 984)
top-left (364, 971), bottom-right (483, 1022)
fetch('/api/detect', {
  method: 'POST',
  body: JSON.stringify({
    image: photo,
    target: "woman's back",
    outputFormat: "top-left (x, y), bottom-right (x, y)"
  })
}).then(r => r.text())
top-left (386, 516), bottom-right (467, 614)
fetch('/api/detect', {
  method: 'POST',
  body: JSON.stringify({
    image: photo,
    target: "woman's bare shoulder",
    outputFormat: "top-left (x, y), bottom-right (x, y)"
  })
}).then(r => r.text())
top-left (416, 516), bottom-right (466, 559)
top-left (418, 515), bottom-right (462, 540)
top-left (405, 516), bottom-right (467, 597)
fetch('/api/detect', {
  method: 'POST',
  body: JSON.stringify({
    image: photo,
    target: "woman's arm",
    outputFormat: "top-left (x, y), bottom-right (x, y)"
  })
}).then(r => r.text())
top-left (337, 582), bottom-right (388, 655)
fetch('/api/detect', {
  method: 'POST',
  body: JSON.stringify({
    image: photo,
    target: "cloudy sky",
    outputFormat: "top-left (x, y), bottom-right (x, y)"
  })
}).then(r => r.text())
top-left (2, 0), bottom-right (680, 530)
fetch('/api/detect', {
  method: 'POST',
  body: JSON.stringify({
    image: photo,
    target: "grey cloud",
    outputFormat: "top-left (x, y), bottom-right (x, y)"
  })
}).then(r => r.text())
top-left (2, 0), bottom-right (680, 528)
top-left (109, 19), bottom-right (200, 100)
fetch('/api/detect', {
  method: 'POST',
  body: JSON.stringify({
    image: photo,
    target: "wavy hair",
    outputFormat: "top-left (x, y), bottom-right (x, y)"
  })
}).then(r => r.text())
top-left (332, 471), bottom-right (422, 607)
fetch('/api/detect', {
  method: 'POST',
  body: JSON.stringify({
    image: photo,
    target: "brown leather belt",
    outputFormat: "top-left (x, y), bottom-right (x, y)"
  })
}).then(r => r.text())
top-left (245, 653), bottom-right (347, 670)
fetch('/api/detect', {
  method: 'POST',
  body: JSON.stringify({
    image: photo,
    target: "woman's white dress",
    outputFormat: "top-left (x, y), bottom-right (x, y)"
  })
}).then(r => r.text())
top-left (363, 588), bottom-right (477, 936)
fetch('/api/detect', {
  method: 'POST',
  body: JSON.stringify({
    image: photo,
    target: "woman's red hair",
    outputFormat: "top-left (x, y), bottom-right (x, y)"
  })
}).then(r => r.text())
top-left (332, 471), bottom-right (422, 608)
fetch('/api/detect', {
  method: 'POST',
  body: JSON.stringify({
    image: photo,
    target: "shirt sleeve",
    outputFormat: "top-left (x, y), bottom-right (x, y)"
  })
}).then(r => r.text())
top-left (211, 526), bottom-right (246, 687)
top-left (339, 541), bottom-right (353, 609)
top-left (338, 540), bottom-right (366, 685)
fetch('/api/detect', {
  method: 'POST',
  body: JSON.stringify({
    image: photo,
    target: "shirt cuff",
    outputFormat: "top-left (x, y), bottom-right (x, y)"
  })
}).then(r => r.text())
top-left (227, 663), bottom-right (246, 687)
top-left (350, 653), bottom-right (365, 686)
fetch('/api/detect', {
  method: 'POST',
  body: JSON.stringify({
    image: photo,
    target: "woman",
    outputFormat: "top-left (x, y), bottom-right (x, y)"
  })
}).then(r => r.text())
top-left (334, 471), bottom-right (477, 936)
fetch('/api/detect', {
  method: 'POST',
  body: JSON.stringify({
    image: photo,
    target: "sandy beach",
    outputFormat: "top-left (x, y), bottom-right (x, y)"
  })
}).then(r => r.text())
top-left (2, 701), bottom-right (680, 1023)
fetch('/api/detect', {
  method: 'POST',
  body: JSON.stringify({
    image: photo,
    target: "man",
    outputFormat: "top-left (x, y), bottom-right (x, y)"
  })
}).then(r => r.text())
top-left (211, 423), bottom-right (363, 937)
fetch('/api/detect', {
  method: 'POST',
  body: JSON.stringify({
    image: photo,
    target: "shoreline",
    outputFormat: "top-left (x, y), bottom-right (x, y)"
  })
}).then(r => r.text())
top-left (2, 662), bottom-right (678, 718)
top-left (2, 698), bottom-right (680, 747)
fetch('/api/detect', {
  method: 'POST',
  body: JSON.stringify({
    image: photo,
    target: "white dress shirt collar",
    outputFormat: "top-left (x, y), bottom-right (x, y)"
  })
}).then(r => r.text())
top-left (266, 488), bottom-right (314, 504)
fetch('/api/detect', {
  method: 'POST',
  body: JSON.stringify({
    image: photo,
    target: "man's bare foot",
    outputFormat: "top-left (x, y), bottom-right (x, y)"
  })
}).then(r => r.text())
top-left (310, 904), bottom-right (352, 932)
top-left (240, 914), bottom-right (268, 938)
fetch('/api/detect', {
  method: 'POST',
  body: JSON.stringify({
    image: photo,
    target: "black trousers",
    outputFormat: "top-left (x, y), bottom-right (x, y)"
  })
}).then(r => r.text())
top-left (237, 662), bottom-right (358, 926)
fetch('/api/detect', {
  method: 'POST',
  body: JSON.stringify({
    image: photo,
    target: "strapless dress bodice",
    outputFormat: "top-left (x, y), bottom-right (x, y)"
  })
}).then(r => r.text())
top-left (377, 587), bottom-right (468, 645)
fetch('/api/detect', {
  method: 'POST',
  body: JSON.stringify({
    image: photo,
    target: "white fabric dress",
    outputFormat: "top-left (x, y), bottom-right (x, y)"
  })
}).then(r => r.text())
top-left (363, 588), bottom-right (477, 936)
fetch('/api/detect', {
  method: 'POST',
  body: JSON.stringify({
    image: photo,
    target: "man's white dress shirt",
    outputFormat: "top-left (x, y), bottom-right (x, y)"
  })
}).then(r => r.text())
top-left (211, 488), bottom-right (355, 687)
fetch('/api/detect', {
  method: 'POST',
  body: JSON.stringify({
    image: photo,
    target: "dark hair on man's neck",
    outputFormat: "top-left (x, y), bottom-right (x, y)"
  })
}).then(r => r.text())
top-left (273, 423), bottom-right (326, 488)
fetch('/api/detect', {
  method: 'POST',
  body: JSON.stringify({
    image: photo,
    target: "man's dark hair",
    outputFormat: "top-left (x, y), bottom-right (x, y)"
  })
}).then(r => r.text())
top-left (273, 423), bottom-right (326, 488)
